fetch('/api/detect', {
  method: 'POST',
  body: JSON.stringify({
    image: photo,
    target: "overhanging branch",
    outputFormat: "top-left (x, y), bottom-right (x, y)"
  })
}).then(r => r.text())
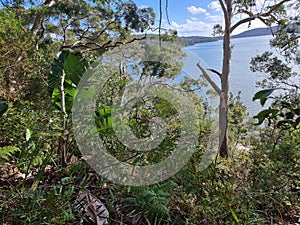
top-left (197, 63), bottom-right (222, 95)
top-left (231, 0), bottom-right (291, 33)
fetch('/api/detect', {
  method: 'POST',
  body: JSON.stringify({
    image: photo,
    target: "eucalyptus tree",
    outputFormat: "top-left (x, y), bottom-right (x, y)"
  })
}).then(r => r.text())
top-left (0, 0), bottom-right (155, 52)
top-left (197, 0), bottom-right (294, 157)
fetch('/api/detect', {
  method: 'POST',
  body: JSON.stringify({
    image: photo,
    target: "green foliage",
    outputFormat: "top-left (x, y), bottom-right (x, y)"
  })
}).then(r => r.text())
top-left (234, 0), bottom-right (256, 8)
top-left (0, 0), bottom-right (155, 53)
top-left (228, 92), bottom-right (249, 145)
top-left (0, 146), bottom-right (20, 161)
top-left (0, 101), bottom-right (61, 172)
top-left (253, 108), bottom-right (279, 125)
top-left (212, 24), bottom-right (224, 36)
top-left (173, 151), bottom-right (253, 224)
top-left (251, 24), bottom-right (299, 129)
top-left (1, 178), bottom-right (76, 224)
top-left (250, 16), bottom-right (300, 223)
top-left (0, 8), bottom-right (55, 102)
top-left (141, 41), bottom-right (185, 78)
top-left (251, 52), bottom-right (294, 82)
top-left (124, 181), bottom-right (176, 223)
top-left (253, 88), bottom-right (300, 128)
top-left (116, 0), bottom-right (155, 32)
top-left (48, 50), bottom-right (89, 113)
top-left (1, 1), bottom-right (299, 225)
top-left (248, 127), bottom-right (300, 222)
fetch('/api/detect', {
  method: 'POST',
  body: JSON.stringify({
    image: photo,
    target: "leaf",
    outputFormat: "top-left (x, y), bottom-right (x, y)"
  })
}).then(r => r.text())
top-left (230, 208), bottom-right (239, 223)
top-left (64, 52), bottom-right (89, 86)
top-left (48, 50), bottom-right (89, 114)
top-left (0, 97), bottom-right (8, 117)
top-left (75, 190), bottom-right (109, 225)
top-left (253, 108), bottom-right (279, 125)
top-left (252, 89), bottom-right (277, 106)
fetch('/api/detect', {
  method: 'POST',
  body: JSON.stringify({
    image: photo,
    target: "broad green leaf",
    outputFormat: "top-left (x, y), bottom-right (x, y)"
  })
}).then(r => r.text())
top-left (253, 108), bottom-right (279, 125)
top-left (64, 52), bottom-right (88, 86)
top-left (48, 50), bottom-right (89, 114)
top-left (252, 88), bottom-right (277, 106)
top-left (64, 87), bottom-right (77, 98)
top-left (95, 108), bottom-right (113, 130)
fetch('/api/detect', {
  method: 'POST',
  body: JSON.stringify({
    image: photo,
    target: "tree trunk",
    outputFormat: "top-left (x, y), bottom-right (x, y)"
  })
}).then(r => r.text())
top-left (58, 70), bottom-right (67, 167)
top-left (219, 0), bottom-right (232, 157)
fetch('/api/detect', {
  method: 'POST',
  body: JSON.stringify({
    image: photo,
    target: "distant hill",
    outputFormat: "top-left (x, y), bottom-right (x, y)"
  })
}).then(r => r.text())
top-left (232, 24), bottom-right (299, 38)
top-left (182, 24), bottom-right (300, 45)
top-left (180, 36), bottom-right (219, 46)
top-left (232, 27), bottom-right (277, 38)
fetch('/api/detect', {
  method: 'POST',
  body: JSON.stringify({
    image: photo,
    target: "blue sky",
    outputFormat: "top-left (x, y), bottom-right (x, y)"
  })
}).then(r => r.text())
top-left (134, 0), bottom-right (270, 36)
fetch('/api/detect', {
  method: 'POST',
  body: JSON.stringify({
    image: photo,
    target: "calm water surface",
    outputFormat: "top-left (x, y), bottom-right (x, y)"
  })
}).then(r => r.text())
top-left (183, 35), bottom-right (275, 116)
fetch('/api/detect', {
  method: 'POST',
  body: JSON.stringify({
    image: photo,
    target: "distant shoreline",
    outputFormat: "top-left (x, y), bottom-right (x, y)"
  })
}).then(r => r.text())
top-left (181, 24), bottom-right (300, 46)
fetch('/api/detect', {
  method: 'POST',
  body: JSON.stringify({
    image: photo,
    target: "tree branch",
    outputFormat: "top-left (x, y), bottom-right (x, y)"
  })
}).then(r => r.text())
top-left (207, 68), bottom-right (222, 79)
top-left (281, 35), bottom-right (300, 51)
top-left (31, 0), bottom-right (55, 36)
top-left (197, 63), bottom-right (222, 95)
top-left (231, 0), bottom-right (291, 33)
top-left (60, 35), bottom-right (147, 52)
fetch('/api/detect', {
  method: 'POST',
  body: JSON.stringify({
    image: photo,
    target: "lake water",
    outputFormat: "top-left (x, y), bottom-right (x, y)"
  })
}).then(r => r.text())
top-left (182, 35), bottom-right (275, 116)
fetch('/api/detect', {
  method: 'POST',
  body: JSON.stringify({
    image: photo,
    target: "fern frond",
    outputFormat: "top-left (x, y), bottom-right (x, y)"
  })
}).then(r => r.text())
top-left (0, 146), bottom-right (20, 161)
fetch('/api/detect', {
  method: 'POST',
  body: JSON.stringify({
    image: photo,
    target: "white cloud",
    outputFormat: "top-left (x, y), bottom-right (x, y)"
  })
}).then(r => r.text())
top-left (169, 0), bottom-right (299, 37)
top-left (168, 19), bottom-right (213, 36)
top-left (204, 12), bottom-right (223, 23)
top-left (206, 15), bottom-right (223, 23)
top-left (208, 1), bottom-right (221, 11)
top-left (187, 6), bottom-right (207, 15)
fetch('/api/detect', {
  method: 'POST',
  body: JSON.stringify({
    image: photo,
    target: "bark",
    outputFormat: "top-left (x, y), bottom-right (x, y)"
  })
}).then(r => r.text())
top-left (219, 0), bottom-right (232, 158)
